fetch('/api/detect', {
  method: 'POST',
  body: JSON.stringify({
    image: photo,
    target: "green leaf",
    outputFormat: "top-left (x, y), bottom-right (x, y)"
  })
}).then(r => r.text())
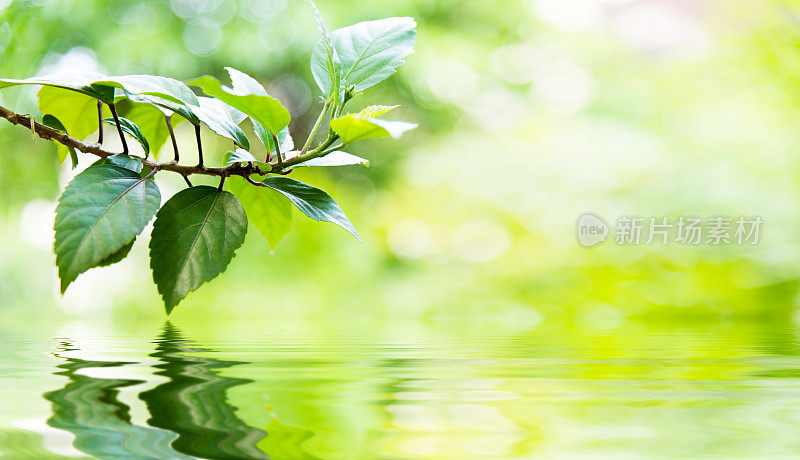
top-left (149, 186), bottom-right (248, 313)
top-left (303, 150), bottom-right (369, 167)
top-left (192, 96), bottom-right (250, 150)
top-left (96, 239), bottom-right (135, 267)
top-left (261, 176), bottom-right (360, 241)
top-left (125, 104), bottom-right (174, 158)
top-left (38, 86), bottom-right (107, 164)
top-left (40, 114), bottom-right (79, 168)
top-left (358, 104), bottom-right (399, 118)
top-left (103, 116), bottom-right (150, 154)
top-left (94, 75), bottom-right (199, 107)
top-left (55, 164), bottom-right (161, 293)
top-left (308, 0), bottom-right (341, 102)
top-left (332, 17), bottom-right (417, 93)
top-left (0, 72), bottom-right (115, 103)
top-left (257, 126), bottom-right (294, 161)
top-left (92, 154), bottom-right (143, 174)
top-left (223, 148), bottom-right (257, 166)
top-left (126, 93), bottom-right (201, 125)
top-left (187, 67), bottom-right (290, 136)
top-left (330, 114), bottom-right (417, 144)
top-left (228, 176), bottom-right (293, 251)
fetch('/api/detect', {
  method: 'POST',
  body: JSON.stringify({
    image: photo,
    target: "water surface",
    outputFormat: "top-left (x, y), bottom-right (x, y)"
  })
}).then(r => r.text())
top-left (2, 318), bottom-right (799, 459)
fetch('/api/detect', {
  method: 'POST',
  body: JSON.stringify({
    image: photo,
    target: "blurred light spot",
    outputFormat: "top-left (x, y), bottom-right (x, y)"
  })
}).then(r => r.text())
top-left (531, 0), bottom-right (602, 32)
top-left (244, 0), bottom-right (286, 20)
top-left (170, 0), bottom-right (208, 18)
top-left (608, 1), bottom-right (711, 57)
top-left (270, 75), bottom-right (311, 116)
top-left (427, 59), bottom-right (479, 104)
top-left (183, 18), bottom-right (222, 56)
top-left (465, 87), bottom-right (528, 130)
top-left (18, 199), bottom-right (55, 251)
top-left (531, 58), bottom-right (595, 114)
top-left (41, 47), bottom-right (103, 74)
top-left (258, 20), bottom-right (296, 51)
top-left (451, 221), bottom-right (511, 262)
top-left (387, 219), bottom-right (434, 259)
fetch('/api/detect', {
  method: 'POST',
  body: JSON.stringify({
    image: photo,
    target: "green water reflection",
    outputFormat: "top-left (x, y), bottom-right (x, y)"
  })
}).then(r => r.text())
top-left (4, 319), bottom-right (800, 458)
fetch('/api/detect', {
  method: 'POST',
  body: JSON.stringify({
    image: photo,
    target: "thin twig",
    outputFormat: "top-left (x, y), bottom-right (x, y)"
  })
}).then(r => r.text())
top-left (194, 124), bottom-right (203, 168)
top-left (0, 104), bottom-right (259, 180)
top-left (182, 175), bottom-right (193, 187)
top-left (108, 103), bottom-right (128, 155)
top-left (96, 100), bottom-right (103, 144)
top-left (165, 114), bottom-right (179, 162)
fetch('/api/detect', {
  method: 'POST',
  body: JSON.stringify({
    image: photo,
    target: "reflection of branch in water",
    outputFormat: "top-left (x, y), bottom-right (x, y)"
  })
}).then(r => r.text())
top-left (45, 341), bottom-right (193, 459)
top-left (139, 323), bottom-right (270, 459)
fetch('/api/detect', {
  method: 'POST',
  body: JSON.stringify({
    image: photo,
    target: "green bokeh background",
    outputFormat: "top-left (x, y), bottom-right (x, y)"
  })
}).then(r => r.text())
top-left (1, 0), bottom-right (799, 323)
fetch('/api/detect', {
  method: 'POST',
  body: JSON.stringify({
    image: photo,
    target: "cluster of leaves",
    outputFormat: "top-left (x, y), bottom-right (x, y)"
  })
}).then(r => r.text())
top-left (0, 2), bottom-right (417, 313)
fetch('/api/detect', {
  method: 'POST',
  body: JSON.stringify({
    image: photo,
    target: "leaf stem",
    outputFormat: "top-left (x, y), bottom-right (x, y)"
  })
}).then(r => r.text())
top-left (96, 100), bottom-right (103, 144)
top-left (299, 99), bottom-right (331, 156)
top-left (108, 103), bottom-right (129, 155)
top-left (165, 114), bottom-right (179, 163)
top-left (272, 132), bottom-right (282, 165)
top-left (194, 124), bottom-right (204, 169)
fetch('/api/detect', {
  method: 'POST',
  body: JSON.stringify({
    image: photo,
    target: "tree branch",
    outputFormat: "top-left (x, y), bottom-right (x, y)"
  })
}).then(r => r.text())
top-left (0, 104), bottom-right (261, 179)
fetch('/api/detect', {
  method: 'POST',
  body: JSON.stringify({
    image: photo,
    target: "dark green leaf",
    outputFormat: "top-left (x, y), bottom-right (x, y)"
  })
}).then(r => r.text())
top-left (229, 176), bottom-right (293, 251)
top-left (261, 176), bottom-right (360, 241)
top-left (55, 164), bottom-right (161, 293)
top-left (0, 72), bottom-right (115, 102)
top-left (41, 114), bottom-right (79, 168)
top-left (332, 17), bottom-right (417, 92)
top-left (103, 116), bottom-right (150, 154)
top-left (96, 239), bottom-right (135, 267)
top-left (92, 154), bottom-right (144, 174)
top-left (94, 75), bottom-right (199, 107)
top-left (192, 96), bottom-right (250, 149)
top-left (149, 186), bottom-right (248, 313)
top-left (188, 68), bottom-right (290, 137)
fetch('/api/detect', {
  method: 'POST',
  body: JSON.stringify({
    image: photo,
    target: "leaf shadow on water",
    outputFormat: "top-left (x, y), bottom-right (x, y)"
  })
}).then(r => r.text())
top-left (45, 323), bottom-right (271, 460)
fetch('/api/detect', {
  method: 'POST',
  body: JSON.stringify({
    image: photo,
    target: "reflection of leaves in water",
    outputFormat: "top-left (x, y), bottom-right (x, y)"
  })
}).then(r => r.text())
top-left (139, 324), bottom-right (270, 459)
top-left (45, 341), bottom-right (193, 459)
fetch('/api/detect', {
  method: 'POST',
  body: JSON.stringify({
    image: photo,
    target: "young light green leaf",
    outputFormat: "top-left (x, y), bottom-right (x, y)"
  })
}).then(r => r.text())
top-left (228, 176), bottom-right (293, 251)
top-left (332, 17), bottom-right (417, 92)
top-left (0, 72), bottom-right (115, 102)
top-left (223, 148), bottom-right (258, 166)
top-left (55, 164), bottom-right (161, 293)
top-left (41, 114), bottom-right (79, 167)
top-left (308, 0), bottom-right (341, 102)
top-left (103, 116), bottom-right (150, 154)
top-left (187, 68), bottom-right (290, 136)
top-left (358, 105), bottom-right (399, 118)
top-left (92, 154), bottom-right (144, 174)
top-left (303, 151), bottom-right (369, 167)
top-left (330, 114), bottom-right (417, 144)
top-left (38, 86), bottom-right (108, 163)
top-left (261, 176), bottom-right (361, 241)
top-left (125, 104), bottom-right (174, 158)
top-left (94, 75), bottom-right (199, 107)
top-left (191, 96), bottom-right (250, 150)
top-left (149, 186), bottom-right (248, 313)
